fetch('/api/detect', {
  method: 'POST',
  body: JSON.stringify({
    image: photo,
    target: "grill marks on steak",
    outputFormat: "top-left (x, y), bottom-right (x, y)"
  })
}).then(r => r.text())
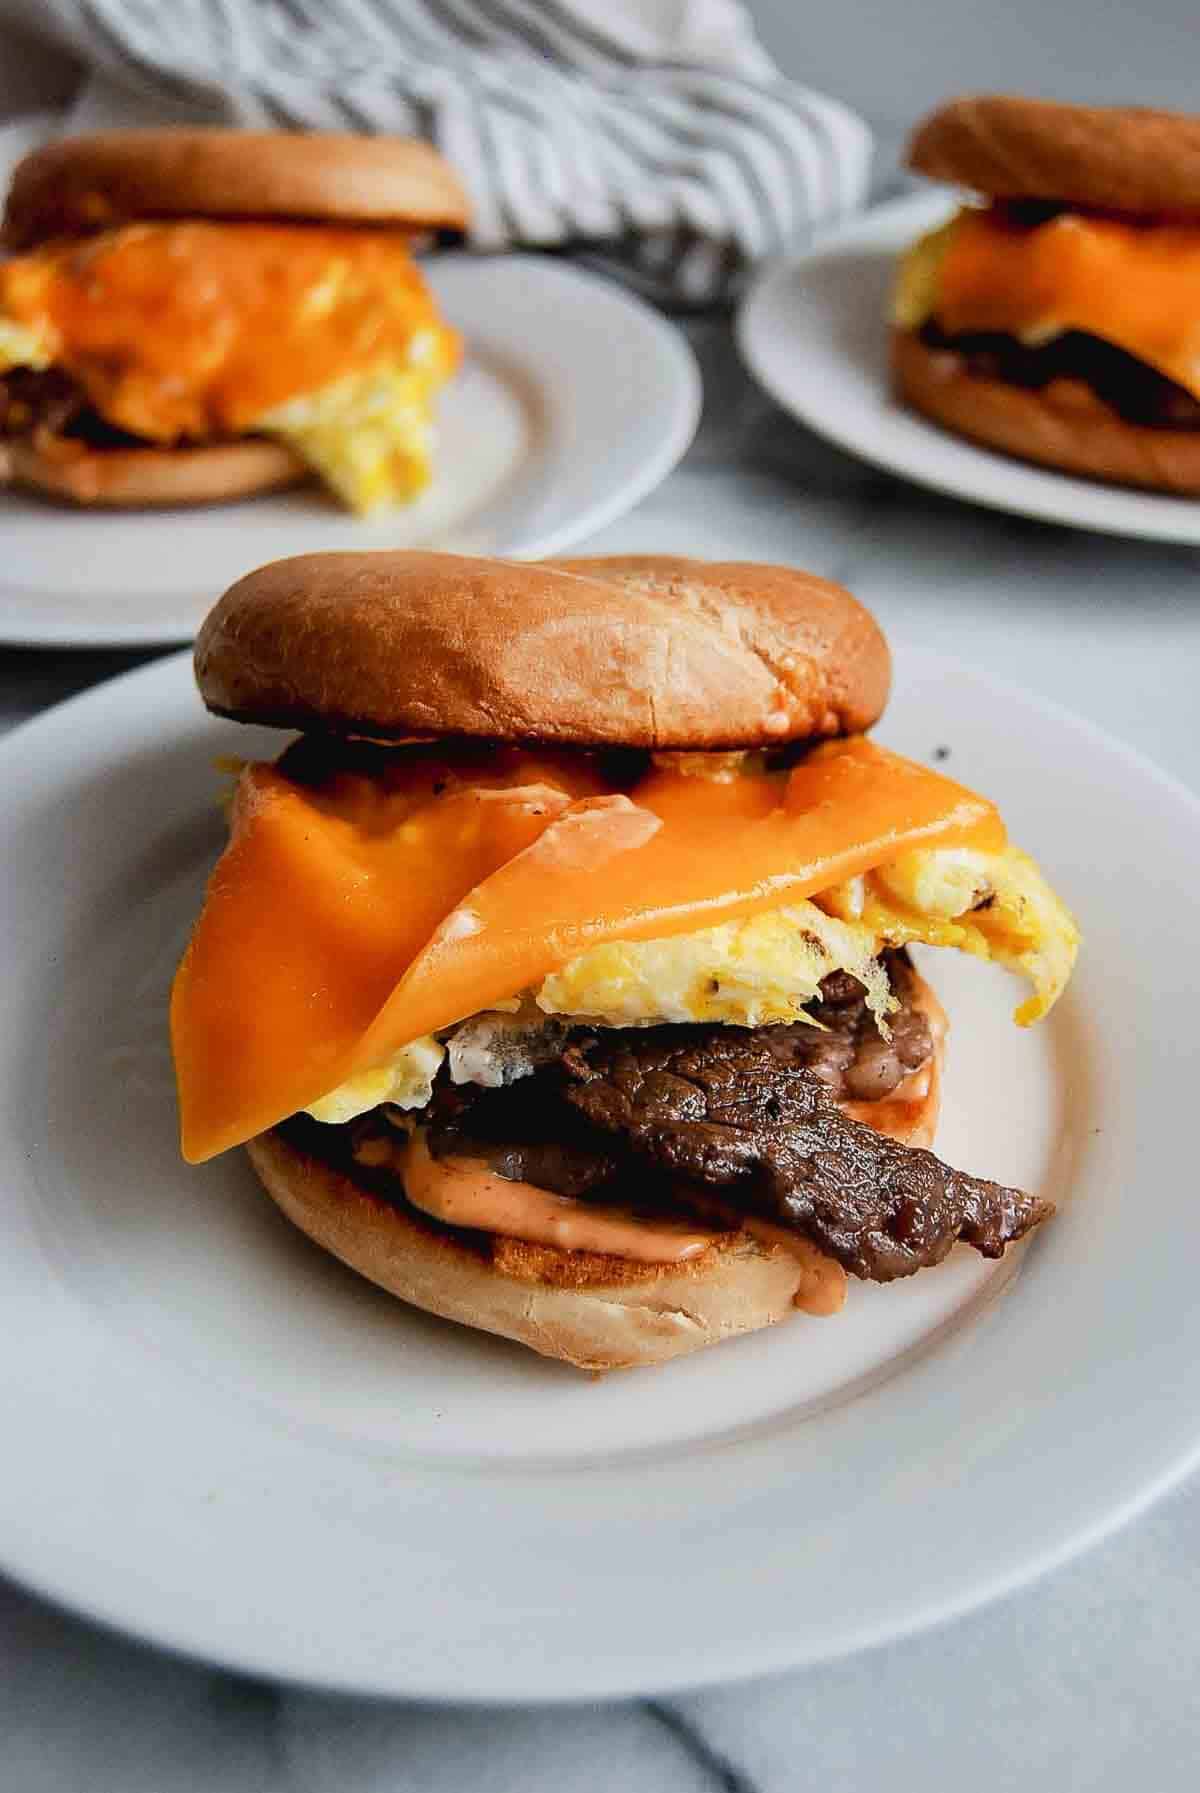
top-left (559, 1026), bottom-right (1050, 1281)
top-left (420, 954), bottom-right (1052, 1282)
top-left (424, 953), bottom-right (931, 1197)
top-left (918, 321), bottom-right (1200, 430)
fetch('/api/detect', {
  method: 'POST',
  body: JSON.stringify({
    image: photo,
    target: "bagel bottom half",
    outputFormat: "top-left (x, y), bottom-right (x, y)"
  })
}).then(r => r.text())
top-left (892, 327), bottom-right (1200, 495)
top-left (246, 987), bottom-right (946, 1372)
top-left (3, 433), bottom-right (307, 507)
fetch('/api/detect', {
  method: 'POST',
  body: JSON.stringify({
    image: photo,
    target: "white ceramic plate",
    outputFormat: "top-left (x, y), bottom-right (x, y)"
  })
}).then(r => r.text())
top-left (0, 126), bottom-right (699, 649)
top-left (1, 649), bottom-right (1196, 1701)
top-left (737, 191), bottom-right (1200, 543)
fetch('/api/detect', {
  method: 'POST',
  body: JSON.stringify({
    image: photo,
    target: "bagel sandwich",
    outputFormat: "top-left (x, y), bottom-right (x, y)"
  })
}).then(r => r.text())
top-left (171, 552), bottom-right (1079, 1369)
top-left (892, 95), bottom-right (1200, 492)
top-left (0, 130), bottom-right (467, 512)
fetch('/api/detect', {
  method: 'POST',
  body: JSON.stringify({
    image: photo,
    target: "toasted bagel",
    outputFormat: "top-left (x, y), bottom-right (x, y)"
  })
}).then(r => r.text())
top-left (3, 434), bottom-right (308, 508)
top-left (194, 551), bottom-right (892, 750)
top-left (908, 95), bottom-right (1200, 217)
top-left (3, 128), bottom-right (469, 249)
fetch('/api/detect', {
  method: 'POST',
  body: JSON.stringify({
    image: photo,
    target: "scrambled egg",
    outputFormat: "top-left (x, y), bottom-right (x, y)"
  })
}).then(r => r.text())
top-left (891, 211), bottom-right (965, 331)
top-left (254, 330), bottom-right (452, 513)
top-left (816, 844), bottom-right (1079, 1026)
top-left (0, 318), bottom-right (50, 372)
top-left (305, 841), bottom-right (1079, 1125)
top-left (305, 1034), bottom-right (445, 1124)
top-left (538, 900), bottom-right (894, 1030)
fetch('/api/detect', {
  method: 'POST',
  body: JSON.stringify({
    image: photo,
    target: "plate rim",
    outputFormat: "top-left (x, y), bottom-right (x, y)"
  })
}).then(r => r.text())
top-left (3, 648), bottom-right (1200, 1700)
top-left (0, 251), bottom-right (700, 650)
top-left (736, 190), bottom-right (1200, 544)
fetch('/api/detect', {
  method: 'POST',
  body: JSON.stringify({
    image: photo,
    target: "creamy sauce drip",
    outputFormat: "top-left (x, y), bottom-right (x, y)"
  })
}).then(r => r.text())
top-left (742, 1220), bottom-right (848, 1314)
top-left (401, 1130), bottom-right (715, 1264)
top-left (394, 1131), bottom-right (848, 1314)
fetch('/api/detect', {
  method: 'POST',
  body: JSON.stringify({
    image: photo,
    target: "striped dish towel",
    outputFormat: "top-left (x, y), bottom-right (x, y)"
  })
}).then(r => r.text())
top-left (4, 0), bottom-right (871, 304)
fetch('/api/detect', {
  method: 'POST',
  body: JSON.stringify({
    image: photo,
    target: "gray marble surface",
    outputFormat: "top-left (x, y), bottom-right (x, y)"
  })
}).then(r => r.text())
top-left (4, 319), bottom-right (1200, 1790)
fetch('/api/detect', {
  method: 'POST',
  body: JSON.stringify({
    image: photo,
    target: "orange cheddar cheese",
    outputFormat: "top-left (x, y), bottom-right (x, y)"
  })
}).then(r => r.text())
top-left (172, 737), bottom-right (1005, 1163)
top-left (936, 206), bottom-right (1200, 400)
top-left (0, 220), bottom-right (458, 441)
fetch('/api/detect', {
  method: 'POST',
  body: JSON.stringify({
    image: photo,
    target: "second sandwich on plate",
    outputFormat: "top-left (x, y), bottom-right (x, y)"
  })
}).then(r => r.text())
top-left (0, 129), bottom-right (467, 512)
top-left (892, 94), bottom-right (1200, 493)
top-left (171, 552), bottom-right (1079, 1370)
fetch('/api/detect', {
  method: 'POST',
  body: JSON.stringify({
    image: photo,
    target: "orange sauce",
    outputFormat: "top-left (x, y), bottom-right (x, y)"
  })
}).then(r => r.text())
top-left (0, 220), bottom-right (458, 439)
top-left (402, 1132), bottom-right (847, 1315)
top-left (401, 1130), bottom-right (717, 1264)
top-left (741, 1221), bottom-right (848, 1314)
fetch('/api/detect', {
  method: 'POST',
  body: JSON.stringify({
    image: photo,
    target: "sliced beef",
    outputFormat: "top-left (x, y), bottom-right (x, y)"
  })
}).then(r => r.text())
top-left (918, 320), bottom-right (1200, 430)
top-left (286, 948), bottom-right (1052, 1281)
top-left (761, 949), bottom-right (932, 1102)
top-left (425, 1074), bottom-right (619, 1199)
top-left (559, 1025), bottom-right (1050, 1281)
top-left (425, 952), bottom-right (931, 1164)
top-left (409, 951), bottom-right (1051, 1282)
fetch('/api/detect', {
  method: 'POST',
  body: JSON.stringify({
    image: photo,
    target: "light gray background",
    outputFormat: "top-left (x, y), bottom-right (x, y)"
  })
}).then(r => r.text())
top-left (750, 0), bottom-right (1200, 135)
top-left (4, 7), bottom-right (1200, 1789)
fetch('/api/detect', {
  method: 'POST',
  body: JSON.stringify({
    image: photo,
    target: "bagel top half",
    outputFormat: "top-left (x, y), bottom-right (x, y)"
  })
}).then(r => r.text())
top-left (894, 96), bottom-right (1200, 492)
top-left (194, 551), bottom-right (892, 750)
top-left (907, 95), bottom-right (1200, 217)
top-left (3, 128), bottom-right (469, 249)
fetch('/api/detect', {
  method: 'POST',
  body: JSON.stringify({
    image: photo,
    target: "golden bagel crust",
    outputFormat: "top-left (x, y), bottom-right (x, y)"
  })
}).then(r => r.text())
top-left (250, 1132), bottom-right (814, 1371)
top-left (908, 95), bottom-right (1200, 217)
top-left (194, 551), bottom-right (891, 749)
top-left (892, 328), bottom-right (1200, 494)
top-left (2, 433), bottom-right (307, 507)
top-left (244, 1013), bottom-right (943, 1371)
top-left (2, 129), bottom-right (470, 249)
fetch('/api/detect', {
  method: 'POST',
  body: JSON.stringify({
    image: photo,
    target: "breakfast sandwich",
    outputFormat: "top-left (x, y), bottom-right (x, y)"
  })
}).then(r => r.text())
top-left (892, 95), bottom-right (1200, 492)
top-left (171, 552), bottom-right (1079, 1370)
top-left (0, 130), bottom-right (468, 511)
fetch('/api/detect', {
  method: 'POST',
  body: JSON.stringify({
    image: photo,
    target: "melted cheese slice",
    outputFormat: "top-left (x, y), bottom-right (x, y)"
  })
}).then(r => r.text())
top-left (0, 220), bottom-right (459, 441)
top-left (171, 739), bottom-right (1004, 1163)
top-left (917, 205), bottom-right (1200, 398)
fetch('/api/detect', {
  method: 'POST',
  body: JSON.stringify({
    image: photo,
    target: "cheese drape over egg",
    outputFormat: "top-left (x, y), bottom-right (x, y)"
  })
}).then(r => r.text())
top-left (892, 202), bottom-right (1200, 404)
top-left (0, 221), bottom-right (460, 511)
top-left (171, 739), bottom-right (1079, 1159)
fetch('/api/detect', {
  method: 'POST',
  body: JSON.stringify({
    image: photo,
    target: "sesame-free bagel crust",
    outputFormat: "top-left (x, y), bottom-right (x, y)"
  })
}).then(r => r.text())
top-left (908, 95), bottom-right (1200, 217)
top-left (3, 129), bottom-right (470, 249)
top-left (3, 434), bottom-right (307, 507)
top-left (194, 551), bottom-right (891, 750)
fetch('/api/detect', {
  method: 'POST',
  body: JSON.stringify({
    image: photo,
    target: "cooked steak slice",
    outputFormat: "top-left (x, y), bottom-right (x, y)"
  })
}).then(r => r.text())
top-left (559, 1025), bottom-right (1052, 1281)
top-left (918, 321), bottom-right (1200, 430)
top-left (764, 948), bottom-right (933, 1101)
top-left (312, 953), bottom-right (1050, 1284)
